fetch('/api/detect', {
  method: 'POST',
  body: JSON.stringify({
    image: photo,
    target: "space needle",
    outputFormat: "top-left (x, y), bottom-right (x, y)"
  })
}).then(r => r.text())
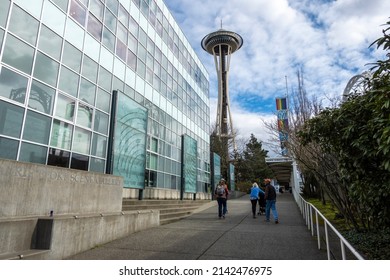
top-left (201, 27), bottom-right (243, 154)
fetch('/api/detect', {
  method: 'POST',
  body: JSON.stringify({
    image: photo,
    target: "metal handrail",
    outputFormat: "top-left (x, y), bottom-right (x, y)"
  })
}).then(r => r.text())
top-left (293, 188), bottom-right (364, 260)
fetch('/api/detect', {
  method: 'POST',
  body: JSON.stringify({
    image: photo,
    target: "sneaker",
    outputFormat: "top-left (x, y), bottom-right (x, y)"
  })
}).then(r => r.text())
top-left (275, 220), bottom-right (279, 224)
top-left (253, 215), bottom-right (256, 219)
top-left (222, 215), bottom-right (225, 219)
top-left (265, 219), bottom-right (270, 222)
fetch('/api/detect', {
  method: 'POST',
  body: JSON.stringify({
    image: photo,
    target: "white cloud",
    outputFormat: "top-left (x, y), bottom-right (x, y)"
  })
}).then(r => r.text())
top-left (165, 0), bottom-right (390, 153)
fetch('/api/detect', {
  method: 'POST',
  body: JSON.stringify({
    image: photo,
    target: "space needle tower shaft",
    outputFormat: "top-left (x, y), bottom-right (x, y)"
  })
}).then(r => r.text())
top-left (201, 28), bottom-right (243, 151)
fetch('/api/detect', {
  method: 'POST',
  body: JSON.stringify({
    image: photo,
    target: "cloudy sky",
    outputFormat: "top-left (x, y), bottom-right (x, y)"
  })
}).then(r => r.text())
top-left (164, 0), bottom-right (389, 155)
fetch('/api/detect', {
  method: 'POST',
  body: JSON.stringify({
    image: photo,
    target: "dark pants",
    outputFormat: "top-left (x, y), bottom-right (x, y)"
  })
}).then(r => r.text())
top-left (258, 195), bottom-right (265, 214)
top-left (217, 197), bottom-right (227, 217)
top-left (250, 199), bottom-right (258, 216)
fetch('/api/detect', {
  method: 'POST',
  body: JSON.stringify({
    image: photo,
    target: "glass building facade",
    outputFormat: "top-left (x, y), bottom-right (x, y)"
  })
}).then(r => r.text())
top-left (0, 0), bottom-right (211, 194)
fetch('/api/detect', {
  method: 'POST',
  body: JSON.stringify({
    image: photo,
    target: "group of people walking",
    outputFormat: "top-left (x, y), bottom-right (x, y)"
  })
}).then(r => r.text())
top-left (250, 179), bottom-right (278, 223)
top-left (214, 178), bottom-right (279, 223)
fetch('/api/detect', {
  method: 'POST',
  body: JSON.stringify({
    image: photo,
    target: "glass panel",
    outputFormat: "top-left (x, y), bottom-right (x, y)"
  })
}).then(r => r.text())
top-left (79, 78), bottom-right (96, 105)
top-left (136, 59), bottom-right (145, 79)
top-left (0, 100), bottom-right (24, 138)
top-left (118, 4), bottom-right (128, 25)
top-left (47, 148), bottom-right (70, 167)
top-left (58, 66), bottom-right (79, 97)
top-left (128, 33), bottom-right (137, 53)
top-left (127, 49), bottom-right (136, 70)
top-left (76, 103), bottom-right (93, 128)
top-left (2, 34), bottom-right (34, 74)
top-left (13, 0), bottom-right (43, 18)
top-left (55, 93), bottom-right (75, 121)
top-left (70, 0), bottom-right (87, 26)
top-left (102, 27), bottom-right (115, 52)
top-left (19, 142), bottom-right (47, 164)
top-left (50, 119), bottom-right (73, 149)
top-left (70, 153), bottom-right (89, 170)
top-left (113, 92), bottom-right (148, 188)
top-left (104, 8), bottom-right (116, 32)
top-left (128, 16), bottom-right (138, 37)
top-left (8, 4), bottom-right (39, 46)
top-left (38, 25), bottom-right (63, 60)
top-left (23, 110), bottom-right (51, 144)
top-left (0, 137), bottom-right (18, 160)
top-left (91, 133), bottom-right (106, 157)
top-left (62, 41), bottom-right (82, 72)
top-left (94, 110), bottom-right (108, 134)
top-left (29, 80), bottom-right (55, 115)
top-left (87, 13), bottom-right (102, 41)
top-left (96, 88), bottom-right (111, 113)
top-left (138, 28), bottom-right (147, 47)
top-left (0, 67), bottom-right (28, 104)
top-left (0, 0), bottom-right (10, 28)
top-left (106, 0), bottom-right (119, 15)
top-left (42, 0), bottom-right (67, 36)
top-left (0, 29), bottom-right (3, 54)
top-left (117, 22), bottom-right (127, 43)
top-left (116, 39), bottom-right (126, 61)
top-left (90, 157), bottom-right (105, 172)
top-left (33, 52), bottom-right (59, 87)
top-left (72, 126), bottom-right (91, 154)
top-left (90, 0), bottom-right (103, 20)
top-left (98, 66), bottom-right (112, 91)
top-left (137, 44), bottom-right (147, 62)
top-left (51, 0), bottom-right (69, 12)
top-left (82, 55), bottom-right (98, 83)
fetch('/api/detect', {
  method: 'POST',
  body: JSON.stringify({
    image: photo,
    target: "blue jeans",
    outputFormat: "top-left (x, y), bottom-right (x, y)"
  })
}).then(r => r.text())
top-left (265, 200), bottom-right (278, 221)
top-left (217, 197), bottom-right (227, 217)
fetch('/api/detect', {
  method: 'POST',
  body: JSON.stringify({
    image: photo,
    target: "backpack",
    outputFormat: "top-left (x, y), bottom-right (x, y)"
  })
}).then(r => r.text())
top-left (216, 185), bottom-right (225, 197)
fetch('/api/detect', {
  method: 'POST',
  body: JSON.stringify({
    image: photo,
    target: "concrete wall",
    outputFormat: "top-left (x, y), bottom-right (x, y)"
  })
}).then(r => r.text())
top-left (47, 210), bottom-right (159, 259)
top-left (0, 159), bottom-right (123, 217)
top-left (122, 187), bottom-right (212, 200)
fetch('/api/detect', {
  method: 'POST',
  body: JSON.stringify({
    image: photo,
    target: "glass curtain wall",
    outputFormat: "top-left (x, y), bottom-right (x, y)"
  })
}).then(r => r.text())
top-left (0, 0), bottom-right (210, 192)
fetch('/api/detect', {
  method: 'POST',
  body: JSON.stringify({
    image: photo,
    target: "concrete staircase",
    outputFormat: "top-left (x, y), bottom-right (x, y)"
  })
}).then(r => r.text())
top-left (122, 199), bottom-right (212, 225)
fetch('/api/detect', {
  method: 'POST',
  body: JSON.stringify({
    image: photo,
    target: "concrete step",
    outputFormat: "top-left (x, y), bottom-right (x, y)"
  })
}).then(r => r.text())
top-left (0, 249), bottom-right (50, 260)
top-left (122, 199), bottom-right (211, 225)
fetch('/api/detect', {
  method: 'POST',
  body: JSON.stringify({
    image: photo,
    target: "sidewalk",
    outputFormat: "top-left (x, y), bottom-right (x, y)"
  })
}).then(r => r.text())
top-left (67, 193), bottom-right (327, 260)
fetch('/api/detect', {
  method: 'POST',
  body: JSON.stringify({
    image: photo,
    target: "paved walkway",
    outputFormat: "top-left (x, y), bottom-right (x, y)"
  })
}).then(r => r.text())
top-left (67, 193), bottom-right (327, 260)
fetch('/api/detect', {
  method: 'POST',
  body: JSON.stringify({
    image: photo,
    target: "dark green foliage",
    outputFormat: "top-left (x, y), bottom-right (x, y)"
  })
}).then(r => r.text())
top-left (342, 229), bottom-right (390, 260)
top-left (234, 134), bottom-right (273, 183)
top-left (298, 20), bottom-right (390, 230)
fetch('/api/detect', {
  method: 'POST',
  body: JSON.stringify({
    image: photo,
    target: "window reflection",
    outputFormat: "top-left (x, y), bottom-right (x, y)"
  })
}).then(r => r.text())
top-left (23, 110), bottom-right (51, 144)
top-left (79, 78), bottom-right (96, 105)
top-left (38, 25), bottom-right (63, 60)
top-left (2, 34), bottom-right (34, 74)
top-left (33, 52), bottom-right (59, 87)
top-left (9, 4), bottom-right (39, 46)
top-left (50, 119), bottom-right (73, 150)
top-left (48, 148), bottom-right (70, 167)
top-left (0, 137), bottom-right (18, 160)
top-left (70, 0), bottom-right (87, 26)
top-left (58, 66), bottom-right (79, 97)
top-left (87, 13), bottom-right (102, 41)
top-left (28, 80), bottom-right (55, 114)
top-left (70, 153), bottom-right (89, 170)
top-left (19, 142), bottom-right (47, 164)
top-left (91, 133), bottom-right (107, 157)
top-left (55, 94), bottom-right (75, 121)
top-left (90, 0), bottom-right (104, 20)
top-left (72, 126), bottom-right (91, 154)
top-left (0, 67), bottom-right (28, 104)
top-left (96, 88), bottom-right (111, 113)
top-left (77, 103), bottom-right (93, 128)
top-left (0, 100), bottom-right (24, 138)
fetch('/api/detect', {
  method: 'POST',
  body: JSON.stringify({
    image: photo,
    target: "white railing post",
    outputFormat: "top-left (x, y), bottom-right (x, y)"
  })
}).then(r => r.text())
top-left (316, 211), bottom-right (321, 250)
top-left (324, 222), bottom-right (331, 260)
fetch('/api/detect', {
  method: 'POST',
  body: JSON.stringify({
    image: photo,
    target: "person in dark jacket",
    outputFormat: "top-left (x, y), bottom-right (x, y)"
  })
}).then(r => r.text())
top-left (264, 178), bottom-right (279, 224)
